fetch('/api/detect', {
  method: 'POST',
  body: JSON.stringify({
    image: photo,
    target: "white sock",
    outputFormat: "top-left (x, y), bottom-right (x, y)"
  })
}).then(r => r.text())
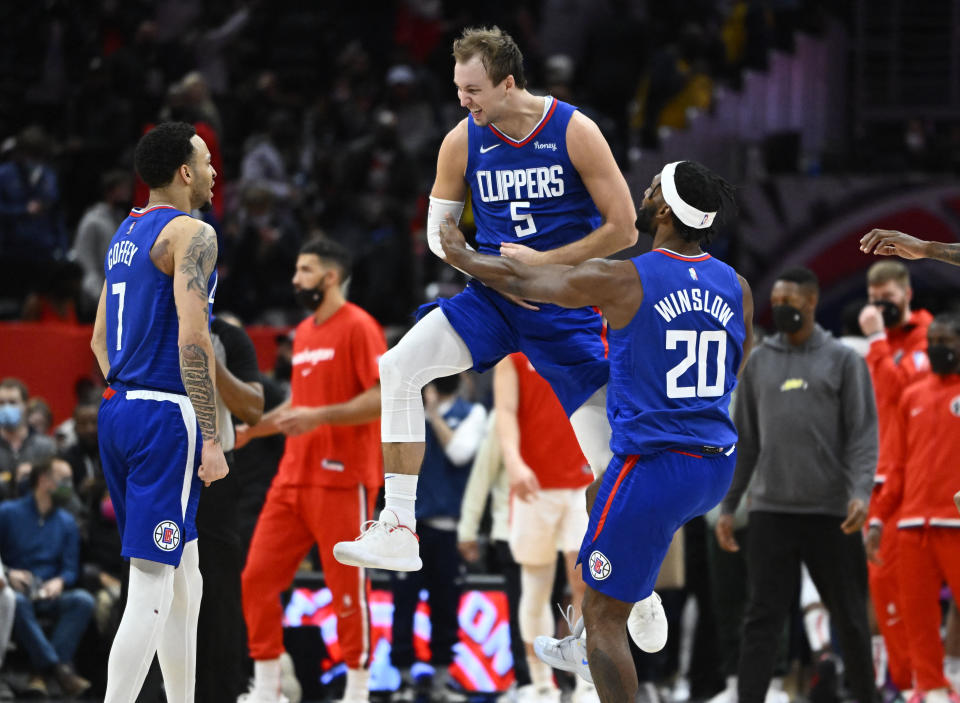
top-left (254, 657), bottom-right (282, 696)
top-left (383, 473), bottom-right (418, 530)
top-left (945, 655), bottom-right (960, 688)
top-left (157, 540), bottom-right (202, 703)
top-left (344, 667), bottom-right (370, 700)
top-left (104, 558), bottom-right (175, 703)
top-left (803, 605), bottom-right (831, 654)
top-left (873, 635), bottom-right (888, 688)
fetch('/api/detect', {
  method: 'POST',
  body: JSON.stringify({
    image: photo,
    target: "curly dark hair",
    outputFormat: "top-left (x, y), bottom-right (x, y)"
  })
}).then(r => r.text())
top-left (670, 161), bottom-right (737, 246)
top-left (134, 121), bottom-right (197, 189)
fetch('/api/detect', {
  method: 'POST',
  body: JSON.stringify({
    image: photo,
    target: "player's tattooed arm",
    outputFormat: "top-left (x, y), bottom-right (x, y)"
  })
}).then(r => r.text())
top-left (180, 224), bottom-right (217, 311)
top-left (171, 218), bottom-right (220, 443)
top-left (180, 344), bottom-right (218, 441)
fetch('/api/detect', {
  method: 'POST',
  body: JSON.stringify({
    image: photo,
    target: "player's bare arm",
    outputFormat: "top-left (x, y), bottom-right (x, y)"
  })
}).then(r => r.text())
top-left (276, 384), bottom-right (381, 437)
top-left (214, 356), bottom-right (264, 426)
top-left (860, 228), bottom-right (960, 265)
top-left (441, 214), bottom-right (642, 328)
top-left (169, 217), bottom-right (228, 484)
top-left (430, 120), bottom-right (469, 202)
top-left (502, 112), bottom-right (637, 267)
top-left (493, 358), bottom-right (540, 501)
top-left (91, 282), bottom-right (110, 377)
top-left (738, 274), bottom-right (755, 371)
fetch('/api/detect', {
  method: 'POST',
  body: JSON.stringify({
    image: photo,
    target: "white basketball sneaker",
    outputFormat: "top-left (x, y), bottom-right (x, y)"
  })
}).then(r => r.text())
top-left (333, 510), bottom-right (422, 571)
top-left (628, 591), bottom-right (668, 653)
top-left (533, 605), bottom-right (593, 684)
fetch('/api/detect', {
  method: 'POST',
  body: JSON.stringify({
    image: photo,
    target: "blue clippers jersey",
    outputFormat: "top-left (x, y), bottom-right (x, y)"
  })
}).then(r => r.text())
top-left (608, 249), bottom-right (746, 456)
top-left (103, 205), bottom-right (217, 394)
top-left (465, 98), bottom-right (602, 255)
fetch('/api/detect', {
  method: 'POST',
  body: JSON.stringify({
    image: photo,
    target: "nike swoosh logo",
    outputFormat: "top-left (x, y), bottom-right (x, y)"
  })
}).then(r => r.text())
top-left (582, 659), bottom-right (589, 666)
top-left (480, 144), bottom-right (500, 153)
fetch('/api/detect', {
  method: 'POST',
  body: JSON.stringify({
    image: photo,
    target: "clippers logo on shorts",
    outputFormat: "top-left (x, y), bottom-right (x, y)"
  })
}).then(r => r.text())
top-left (154, 521), bottom-right (181, 551)
top-left (589, 550), bottom-right (611, 581)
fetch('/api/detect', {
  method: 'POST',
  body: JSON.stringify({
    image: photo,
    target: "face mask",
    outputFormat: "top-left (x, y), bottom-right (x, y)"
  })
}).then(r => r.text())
top-left (874, 300), bottom-right (903, 328)
top-left (294, 284), bottom-right (324, 311)
top-left (927, 344), bottom-right (959, 375)
top-left (772, 304), bottom-right (804, 334)
top-left (0, 404), bottom-right (22, 429)
top-left (52, 480), bottom-right (73, 507)
top-left (635, 202), bottom-right (657, 236)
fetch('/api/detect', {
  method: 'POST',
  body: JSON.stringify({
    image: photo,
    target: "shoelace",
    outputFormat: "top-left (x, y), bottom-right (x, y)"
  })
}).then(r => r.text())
top-left (556, 603), bottom-right (585, 638)
top-left (355, 519), bottom-right (394, 539)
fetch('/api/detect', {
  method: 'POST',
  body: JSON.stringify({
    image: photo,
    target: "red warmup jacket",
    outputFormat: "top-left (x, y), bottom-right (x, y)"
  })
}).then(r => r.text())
top-left (873, 372), bottom-right (960, 529)
top-left (866, 309), bottom-right (931, 522)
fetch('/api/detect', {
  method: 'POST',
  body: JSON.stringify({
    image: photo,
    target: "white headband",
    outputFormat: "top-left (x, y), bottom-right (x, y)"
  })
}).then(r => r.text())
top-left (660, 161), bottom-right (716, 229)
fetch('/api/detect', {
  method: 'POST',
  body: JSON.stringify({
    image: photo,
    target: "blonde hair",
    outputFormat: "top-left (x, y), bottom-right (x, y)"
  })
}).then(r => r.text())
top-left (867, 260), bottom-right (910, 288)
top-left (452, 26), bottom-right (526, 89)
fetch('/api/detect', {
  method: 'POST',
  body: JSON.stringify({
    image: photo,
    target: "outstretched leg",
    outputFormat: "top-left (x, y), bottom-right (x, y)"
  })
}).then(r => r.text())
top-left (334, 308), bottom-right (473, 571)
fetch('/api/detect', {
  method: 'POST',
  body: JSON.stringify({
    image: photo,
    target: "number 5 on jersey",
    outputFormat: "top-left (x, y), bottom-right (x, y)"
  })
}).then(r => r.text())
top-left (510, 201), bottom-right (537, 237)
top-left (666, 330), bottom-right (727, 398)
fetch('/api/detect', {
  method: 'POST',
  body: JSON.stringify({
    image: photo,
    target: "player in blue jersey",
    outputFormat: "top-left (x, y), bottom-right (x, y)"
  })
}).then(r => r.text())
top-left (90, 121), bottom-right (228, 703)
top-left (437, 160), bottom-right (754, 703)
top-left (334, 25), bottom-right (637, 573)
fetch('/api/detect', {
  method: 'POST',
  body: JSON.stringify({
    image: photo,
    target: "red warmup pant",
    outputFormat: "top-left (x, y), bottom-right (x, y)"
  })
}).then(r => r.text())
top-left (868, 525), bottom-right (912, 690)
top-left (242, 483), bottom-right (377, 668)
top-left (898, 528), bottom-right (960, 692)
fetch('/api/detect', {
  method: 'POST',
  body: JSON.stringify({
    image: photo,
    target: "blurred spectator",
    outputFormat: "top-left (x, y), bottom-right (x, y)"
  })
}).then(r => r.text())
top-left (1, 458), bottom-right (94, 697)
top-left (494, 354), bottom-right (594, 702)
top-left (60, 401), bottom-right (101, 503)
top-left (457, 411), bottom-right (532, 696)
top-left (162, 71), bottom-right (223, 138)
top-left (382, 64), bottom-right (439, 164)
top-left (391, 373), bottom-right (485, 701)
top-left (635, 23), bottom-right (717, 148)
top-left (20, 259), bottom-right (85, 325)
top-left (0, 126), bottom-right (68, 307)
top-left (25, 397), bottom-right (53, 438)
top-left (240, 111), bottom-right (300, 204)
top-left (71, 169), bottom-right (133, 310)
top-left (0, 378), bottom-right (56, 498)
top-left (219, 185), bottom-right (301, 322)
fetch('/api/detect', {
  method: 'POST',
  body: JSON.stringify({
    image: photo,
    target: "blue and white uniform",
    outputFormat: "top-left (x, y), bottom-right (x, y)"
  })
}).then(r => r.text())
top-left (97, 205), bottom-right (216, 566)
top-left (431, 98), bottom-right (607, 415)
top-left (579, 249), bottom-right (746, 601)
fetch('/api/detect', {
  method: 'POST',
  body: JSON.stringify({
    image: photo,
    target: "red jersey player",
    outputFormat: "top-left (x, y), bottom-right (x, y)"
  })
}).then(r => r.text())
top-left (235, 238), bottom-right (385, 703)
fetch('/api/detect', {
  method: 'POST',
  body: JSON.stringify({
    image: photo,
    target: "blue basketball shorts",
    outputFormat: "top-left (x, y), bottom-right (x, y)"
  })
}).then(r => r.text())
top-left (424, 280), bottom-right (609, 416)
top-left (579, 448), bottom-right (736, 602)
top-left (98, 386), bottom-right (203, 567)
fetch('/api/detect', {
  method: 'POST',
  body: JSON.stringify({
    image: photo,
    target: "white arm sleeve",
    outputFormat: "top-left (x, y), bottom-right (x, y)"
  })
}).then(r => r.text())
top-left (427, 196), bottom-right (465, 260)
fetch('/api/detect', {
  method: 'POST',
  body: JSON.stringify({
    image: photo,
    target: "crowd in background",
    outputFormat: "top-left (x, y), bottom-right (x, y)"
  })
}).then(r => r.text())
top-left (0, 0), bottom-right (845, 331)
